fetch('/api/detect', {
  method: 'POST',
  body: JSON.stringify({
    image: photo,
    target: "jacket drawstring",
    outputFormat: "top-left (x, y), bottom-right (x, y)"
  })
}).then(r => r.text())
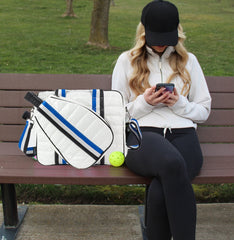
top-left (163, 127), bottom-right (172, 138)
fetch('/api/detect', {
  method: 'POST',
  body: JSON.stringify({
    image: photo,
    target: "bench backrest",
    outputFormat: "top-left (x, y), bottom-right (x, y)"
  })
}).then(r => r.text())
top-left (0, 74), bottom-right (234, 146)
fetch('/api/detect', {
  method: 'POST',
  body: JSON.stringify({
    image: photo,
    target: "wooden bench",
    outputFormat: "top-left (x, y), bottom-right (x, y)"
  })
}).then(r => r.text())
top-left (0, 73), bottom-right (234, 239)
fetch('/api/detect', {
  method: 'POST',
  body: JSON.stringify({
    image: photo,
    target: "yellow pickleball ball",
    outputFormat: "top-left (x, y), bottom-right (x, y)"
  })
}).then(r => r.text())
top-left (109, 151), bottom-right (125, 167)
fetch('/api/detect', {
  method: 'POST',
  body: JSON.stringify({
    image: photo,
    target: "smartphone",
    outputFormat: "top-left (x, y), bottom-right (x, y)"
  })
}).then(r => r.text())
top-left (155, 83), bottom-right (174, 93)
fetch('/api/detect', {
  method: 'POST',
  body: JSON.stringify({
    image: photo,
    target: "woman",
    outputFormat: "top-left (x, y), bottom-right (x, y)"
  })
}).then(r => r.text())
top-left (112, 1), bottom-right (211, 240)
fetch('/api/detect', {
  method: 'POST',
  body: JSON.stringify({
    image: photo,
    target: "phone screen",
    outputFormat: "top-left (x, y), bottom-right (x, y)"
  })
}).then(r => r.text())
top-left (155, 83), bottom-right (174, 92)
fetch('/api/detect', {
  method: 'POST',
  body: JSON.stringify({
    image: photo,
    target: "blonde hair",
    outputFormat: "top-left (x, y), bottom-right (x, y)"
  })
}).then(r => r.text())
top-left (129, 23), bottom-right (191, 96)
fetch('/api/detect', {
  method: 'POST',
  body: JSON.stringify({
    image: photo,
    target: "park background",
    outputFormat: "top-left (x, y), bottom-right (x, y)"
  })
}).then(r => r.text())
top-left (1, 0), bottom-right (233, 204)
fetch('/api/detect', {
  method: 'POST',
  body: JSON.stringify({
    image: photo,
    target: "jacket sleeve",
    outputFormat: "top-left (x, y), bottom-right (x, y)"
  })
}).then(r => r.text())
top-left (169, 53), bottom-right (212, 123)
top-left (111, 52), bottom-right (154, 119)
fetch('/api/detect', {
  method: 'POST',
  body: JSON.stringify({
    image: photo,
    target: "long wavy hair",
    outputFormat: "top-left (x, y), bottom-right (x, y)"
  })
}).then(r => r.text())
top-left (129, 22), bottom-right (191, 97)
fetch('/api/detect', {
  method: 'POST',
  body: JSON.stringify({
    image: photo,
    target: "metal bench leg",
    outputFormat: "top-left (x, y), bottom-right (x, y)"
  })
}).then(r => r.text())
top-left (139, 185), bottom-right (149, 240)
top-left (0, 184), bottom-right (28, 240)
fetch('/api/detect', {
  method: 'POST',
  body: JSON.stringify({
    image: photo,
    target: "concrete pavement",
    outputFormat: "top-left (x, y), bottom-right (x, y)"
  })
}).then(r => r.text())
top-left (0, 203), bottom-right (233, 240)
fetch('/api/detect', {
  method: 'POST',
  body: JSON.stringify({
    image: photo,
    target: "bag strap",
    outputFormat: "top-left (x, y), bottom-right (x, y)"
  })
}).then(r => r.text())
top-left (126, 118), bottom-right (142, 150)
top-left (18, 119), bottom-right (35, 155)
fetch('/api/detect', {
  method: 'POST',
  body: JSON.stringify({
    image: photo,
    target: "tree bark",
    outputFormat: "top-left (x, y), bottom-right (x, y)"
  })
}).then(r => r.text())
top-left (62, 0), bottom-right (77, 17)
top-left (87, 0), bottom-right (111, 49)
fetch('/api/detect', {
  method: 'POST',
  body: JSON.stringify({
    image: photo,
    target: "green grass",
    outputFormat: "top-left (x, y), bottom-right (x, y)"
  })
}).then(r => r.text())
top-left (5, 183), bottom-right (232, 205)
top-left (0, 0), bottom-right (233, 75)
top-left (13, 184), bottom-right (146, 205)
top-left (0, 0), bottom-right (233, 204)
top-left (193, 184), bottom-right (234, 203)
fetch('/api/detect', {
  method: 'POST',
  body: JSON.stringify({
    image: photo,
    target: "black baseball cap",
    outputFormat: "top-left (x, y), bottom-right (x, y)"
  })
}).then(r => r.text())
top-left (141, 0), bottom-right (179, 46)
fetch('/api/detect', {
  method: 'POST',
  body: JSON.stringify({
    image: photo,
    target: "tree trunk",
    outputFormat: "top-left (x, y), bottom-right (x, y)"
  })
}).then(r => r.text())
top-left (62, 0), bottom-right (77, 17)
top-left (87, 0), bottom-right (111, 49)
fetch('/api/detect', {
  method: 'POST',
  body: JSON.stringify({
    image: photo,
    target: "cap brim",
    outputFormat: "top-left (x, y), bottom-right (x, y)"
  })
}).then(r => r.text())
top-left (145, 29), bottom-right (178, 46)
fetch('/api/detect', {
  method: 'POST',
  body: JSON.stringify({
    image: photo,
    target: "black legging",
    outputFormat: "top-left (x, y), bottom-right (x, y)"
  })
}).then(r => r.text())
top-left (126, 127), bottom-right (203, 240)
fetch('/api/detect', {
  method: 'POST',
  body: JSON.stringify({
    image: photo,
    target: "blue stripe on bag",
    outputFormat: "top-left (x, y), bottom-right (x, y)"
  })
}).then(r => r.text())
top-left (27, 147), bottom-right (34, 152)
top-left (92, 89), bottom-right (96, 112)
top-left (42, 101), bottom-right (103, 155)
top-left (18, 120), bottom-right (29, 150)
top-left (62, 159), bottom-right (67, 164)
top-left (26, 147), bottom-right (34, 154)
top-left (61, 89), bottom-right (66, 97)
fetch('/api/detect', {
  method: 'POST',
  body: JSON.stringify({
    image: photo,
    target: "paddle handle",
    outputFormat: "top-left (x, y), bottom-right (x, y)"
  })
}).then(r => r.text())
top-left (24, 92), bottom-right (43, 108)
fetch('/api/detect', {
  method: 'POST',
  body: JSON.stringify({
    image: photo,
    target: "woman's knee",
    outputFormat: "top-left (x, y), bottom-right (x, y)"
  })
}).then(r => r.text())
top-left (159, 151), bottom-right (187, 178)
top-left (126, 131), bottom-right (188, 179)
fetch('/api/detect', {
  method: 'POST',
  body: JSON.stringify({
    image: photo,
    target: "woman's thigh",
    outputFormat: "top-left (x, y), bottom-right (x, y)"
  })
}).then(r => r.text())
top-left (168, 128), bottom-right (203, 180)
top-left (125, 130), bottom-right (186, 178)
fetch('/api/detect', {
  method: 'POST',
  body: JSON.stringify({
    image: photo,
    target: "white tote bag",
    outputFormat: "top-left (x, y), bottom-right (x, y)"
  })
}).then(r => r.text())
top-left (24, 92), bottom-right (114, 169)
top-left (20, 90), bottom-right (142, 169)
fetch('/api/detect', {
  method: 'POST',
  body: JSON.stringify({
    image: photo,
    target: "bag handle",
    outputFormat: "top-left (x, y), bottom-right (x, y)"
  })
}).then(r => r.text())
top-left (25, 92), bottom-right (43, 107)
top-left (126, 118), bottom-right (142, 150)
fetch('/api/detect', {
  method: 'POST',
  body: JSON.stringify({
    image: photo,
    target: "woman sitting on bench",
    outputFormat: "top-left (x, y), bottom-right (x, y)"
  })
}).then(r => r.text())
top-left (112, 1), bottom-right (211, 240)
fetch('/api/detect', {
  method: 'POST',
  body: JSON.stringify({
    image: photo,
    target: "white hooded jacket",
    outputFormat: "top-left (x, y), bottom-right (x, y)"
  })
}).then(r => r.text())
top-left (112, 46), bottom-right (211, 130)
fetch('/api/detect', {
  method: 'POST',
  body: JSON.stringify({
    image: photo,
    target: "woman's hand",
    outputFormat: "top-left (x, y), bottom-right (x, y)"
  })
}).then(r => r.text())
top-left (144, 86), bottom-right (171, 106)
top-left (163, 88), bottom-right (179, 106)
top-left (144, 86), bottom-right (179, 106)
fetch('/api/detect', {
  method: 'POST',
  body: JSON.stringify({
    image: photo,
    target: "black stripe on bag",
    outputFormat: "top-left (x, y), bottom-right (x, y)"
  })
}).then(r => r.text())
top-left (100, 90), bottom-right (105, 165)
top-left (55, 152), bottom-right (59, 165)
top-left (23, 122), bottom-right (33, 155)
top-left (37, 108), bottom-right (100, 161)
top-left (100, 90), bottom-right (104, 118)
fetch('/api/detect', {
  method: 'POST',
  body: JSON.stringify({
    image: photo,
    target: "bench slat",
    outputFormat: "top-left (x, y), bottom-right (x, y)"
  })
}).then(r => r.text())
top-left (202, 156), bottom-right (234, 169)
top-left (1, 125), bottom-right (234, 142)
top-left (201, 110), bottom-right (234, 125)
top-left (201, 143), bottom-right (234, 157)
top-left (0, 154), bottom-right (233, 185)
top-left (0, 125), bottom-right (24, 142)
top-left (0, 108), bottom-right (234, 127)
top-left (2, 143), bottom-right (234, 157)
top-left (192, 170), bottom-right (234, 184)
top-left (206, 76), bottom-right (234, 93)
top-left (197, 127), bottom-right (234, 143)
top-left (0, 143), bottom-right (233, 185)
top-left (1, 91), bottom-right (234, 109)
top-left (0, 91), bottom-right (39, 107)
top-left (1, 75), bottom-right (234, 93)
top-left (0, 73), bottom-right (112, 90)
top-left (0, 155), bottom-right (151, 185)
top-left (0, 91), bottom-right (30, 107)
top-left (211, 93), bottom-right (234, 109)
top-left (0, 108), bottom-right (30, 124)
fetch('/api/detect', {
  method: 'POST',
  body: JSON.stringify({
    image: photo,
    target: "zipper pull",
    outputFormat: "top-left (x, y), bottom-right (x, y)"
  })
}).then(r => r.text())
top-left (159, 57), bottom-right (162, 70)
top-left (159, 57), bottom-right (163, 83)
